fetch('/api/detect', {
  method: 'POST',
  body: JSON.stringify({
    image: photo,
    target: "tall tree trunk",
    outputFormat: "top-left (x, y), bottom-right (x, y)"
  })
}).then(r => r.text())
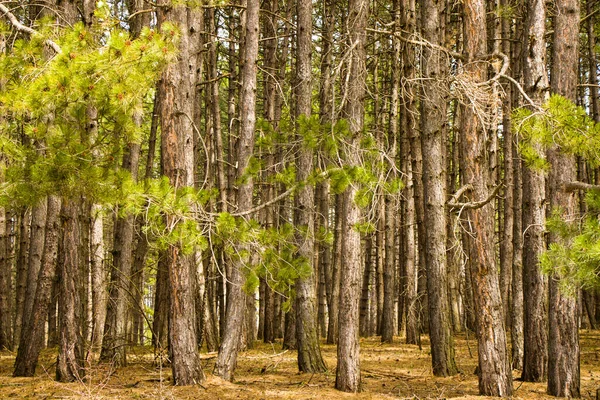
top-left (215, 0), bottom-right (260, 381)
top-left (14, 195), bottom-right (61, 377)
top-left (156, 1), bottom-right (204, 386)
top-left (521, 0), bottom-right (548, 382)
top-left (335, 0), bottom-right (368, 391)
top-left (420, 0), bottom-right (457, 377)
top-left (381, 0), bottom-right (401, 344)
top-left (461, 0), bottom-right (512, 395)
top-left (294, 0), bottom-right (327, 373)
top-left (547, 0), bottom-right (581, 396)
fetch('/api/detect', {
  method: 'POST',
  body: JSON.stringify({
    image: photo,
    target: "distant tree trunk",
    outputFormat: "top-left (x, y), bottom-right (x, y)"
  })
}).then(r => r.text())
top-left (101, 144), bottom-right (140, 366)
top-left (0, 203), bottom-right (11, 350)
top-left (152, 255), bottom-right (169, 352)
top-left (156, 1), bottom-right (204, 386)
top-left (400, 0), bottom-right (418, 346)
top-left (461, 0), bottom-right (512, 396)
top-left (547, 0), bottom-right (580, 396)
top-left (420, 0), bottom-right (457, 377)
top-left (586, 0), bottom-right (600, 124)
top-left (327, 194), bottom-right (343, 344)
top-left (19, 201), bottom-right (47, 349)
top-left (56, 199), bottom-right (85, 382)
top-left (13, 209), bottom-right (30, 350)
top-left (381, 0), bottom-right (400, 344)
top-left (521, 0), bottom-right (548, 382)
top-left (13, 195), bottom-right (61, 377)
top-left (360, 236), bottom-right (372, 337)
top-left (215, 0), bottom-right (260, 381)
top-left (335, 0), bottom-right (368, 392)
top-left (90, 204), bottom-right (106, 352)
top-left (499, 0), bottom-right (522, 371)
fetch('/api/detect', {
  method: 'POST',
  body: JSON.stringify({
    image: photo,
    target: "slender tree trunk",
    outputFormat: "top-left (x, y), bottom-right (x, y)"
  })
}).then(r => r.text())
top-left (101, 144), bottom-right (140, 366)
top-left (327, 194), bottom-right (343, 344)
top-left (215, 0), bottom-right (260, 381)
top-left (294, 0), bottom-right (327, 373)
top-left (335, 0), bottom-right (368, 391)
top-left (420, 0), bottom-right (457, 377)
top-left (381, 0), bottom-right (401, 344)
top-left (0, 203), bottom-right (10, 350)
top-left (461, 0), bottom-right (512, 395)
top-left (14, 195), bottom-right (61, 377)
top-left (521, 0), bottom-right (548, 382)
top-left (547, 0), bottom-right (581, 396)
top-left (13, 209), bottom-right (30, 350)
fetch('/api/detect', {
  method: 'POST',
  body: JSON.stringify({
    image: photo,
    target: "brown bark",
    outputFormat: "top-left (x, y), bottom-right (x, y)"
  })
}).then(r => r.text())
top-left (294, 0), bottom-right (326, 373)
top-left (56, 199), bottom-right (85, 382)
top-left (156, 1), bottom-right (204, 386)
top-left (215, 0), bottom-right (260, 381)
top-left (13, 195), bottom-right (61, 377)
top-left (335, 0), bottom-right (368, 391)
top-left (420, 0), bottom-right (457, 377)
top-left (521, 0), bottom-right (548, 382)
top-left (547, 0), bottom-right (581, 396)
top-left (461, 0), bottom-right (512, 395)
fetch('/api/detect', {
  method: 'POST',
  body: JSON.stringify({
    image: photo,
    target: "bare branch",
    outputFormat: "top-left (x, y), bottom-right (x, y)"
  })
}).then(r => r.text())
top-left (564, 181), bottom-right (600, 192)
top-left (448, 184), bottom-right (501, 210)
top-left (0, 3), bottom-right (62, 54)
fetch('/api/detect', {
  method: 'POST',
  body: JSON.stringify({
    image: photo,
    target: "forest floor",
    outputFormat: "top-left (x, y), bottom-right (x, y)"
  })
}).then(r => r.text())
top-left (0, 330), bottom-right (598, 399)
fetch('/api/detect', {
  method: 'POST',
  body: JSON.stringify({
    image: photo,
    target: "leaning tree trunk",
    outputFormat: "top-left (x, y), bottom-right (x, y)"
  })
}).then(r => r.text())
top-left (420, 0), bottom-right (457, 377)
top-left (335, 0), bottom-right (368, 392)
top-left (461, 0), bottom-right (512, 396)
top-left (521, 0), bottom-right (548, 383)
top-left (293, 0), bottom-right (327, 373)
top-left (156, 1), bottom-right (204, 386)
top-left (214, 0), bottom-right (260, 381)
top-left (547, 0), bottom-right (581, 396)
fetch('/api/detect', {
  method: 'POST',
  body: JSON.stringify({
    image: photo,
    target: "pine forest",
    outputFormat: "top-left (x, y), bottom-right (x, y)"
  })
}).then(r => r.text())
top-left (1, 0), bottom-right (600, 398)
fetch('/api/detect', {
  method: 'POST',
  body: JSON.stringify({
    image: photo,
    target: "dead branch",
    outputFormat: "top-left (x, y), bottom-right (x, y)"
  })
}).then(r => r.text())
top-left (448, 184), bottom-right (501, 210)
top-left (0, 4), bottom-right (62, 54)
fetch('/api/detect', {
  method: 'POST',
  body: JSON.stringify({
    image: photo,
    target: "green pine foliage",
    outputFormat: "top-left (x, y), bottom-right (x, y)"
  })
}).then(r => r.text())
top-left (515, 94), bottom-right (600, 292)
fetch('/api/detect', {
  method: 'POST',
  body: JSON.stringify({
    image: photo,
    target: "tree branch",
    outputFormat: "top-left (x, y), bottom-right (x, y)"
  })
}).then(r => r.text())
top-left (448, 184), bottom-right (501, 210)
top-left (564, 181), bottom-right (600, 192)
top-left (0, 3), bottom-right (62, 54)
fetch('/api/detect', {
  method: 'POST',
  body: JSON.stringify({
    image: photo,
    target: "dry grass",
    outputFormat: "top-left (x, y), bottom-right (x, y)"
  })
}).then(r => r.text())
top-left (0, 330), bottom-right (598, 399)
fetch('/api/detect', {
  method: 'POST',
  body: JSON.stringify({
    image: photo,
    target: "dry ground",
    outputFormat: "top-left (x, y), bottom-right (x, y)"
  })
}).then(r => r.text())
top-left (0, 330), bottom-right (598, 399)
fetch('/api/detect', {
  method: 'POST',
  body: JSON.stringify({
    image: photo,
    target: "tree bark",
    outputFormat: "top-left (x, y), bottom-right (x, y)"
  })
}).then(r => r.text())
top-left (461, 0), bottom-right (512, 395)
top-left (420, 0), bottom-right (457, 377)
top-left (521, 0), bottom-right (548, 382)
top-left (14, 195), bottom-right (61, 377)
top-left (547, 0), bottom-right (581, 396)
top-left (56, 199), bottom-right (85, 382)
top-left (156, 1), bottom-right (204, 386)
top-left (335, 0), bottom-right (368, 391)
top-left (294, 0), bottom-right (327, 373)
top-left (215, 0), bottom-right (260, 381)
